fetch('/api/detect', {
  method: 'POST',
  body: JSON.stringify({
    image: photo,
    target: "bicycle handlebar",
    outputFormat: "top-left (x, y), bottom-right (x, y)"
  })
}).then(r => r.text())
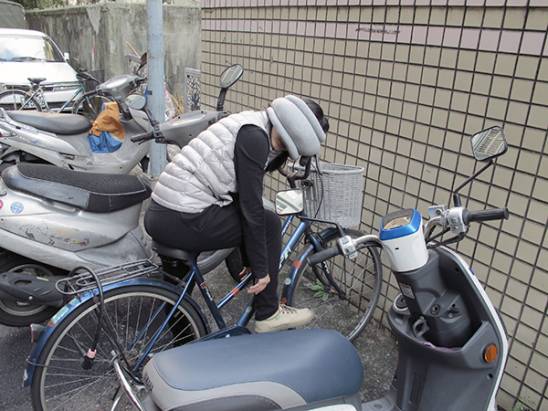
top-left (279, 157), bottom-right (313, 188)
top-left (308, 246), bottom-right (340, 265)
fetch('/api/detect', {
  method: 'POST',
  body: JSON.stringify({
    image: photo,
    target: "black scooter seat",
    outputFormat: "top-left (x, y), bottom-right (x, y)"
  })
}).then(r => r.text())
top-left (143, 329), bottom-right (363, 411)
top-left (2, 163), bottom-right (150, 213)
top-left (7, 110), bottom-right (91, 135)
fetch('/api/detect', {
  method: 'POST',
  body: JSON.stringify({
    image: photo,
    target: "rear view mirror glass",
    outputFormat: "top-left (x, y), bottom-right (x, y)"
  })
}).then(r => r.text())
top-left (219, 64), bottom-right (244, 89)
top-left (275, 189), bottom-right (304, 216)
top-left (471, 126), bottom-right (508, 161)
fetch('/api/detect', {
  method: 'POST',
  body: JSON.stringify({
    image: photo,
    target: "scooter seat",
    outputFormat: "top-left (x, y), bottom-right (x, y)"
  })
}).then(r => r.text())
top-left (2, 163), bottom-right (150, 213)
top-left (7, 110), bottom-right (91, 135)
top-left (143, 329), bottom-right (363, 411)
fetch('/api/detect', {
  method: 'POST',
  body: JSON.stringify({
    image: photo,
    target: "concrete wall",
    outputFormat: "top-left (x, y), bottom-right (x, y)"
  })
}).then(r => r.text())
top-left (201, 3), bottom-right (548, 411)
top-left (26, 3), bottom-right (200, 99)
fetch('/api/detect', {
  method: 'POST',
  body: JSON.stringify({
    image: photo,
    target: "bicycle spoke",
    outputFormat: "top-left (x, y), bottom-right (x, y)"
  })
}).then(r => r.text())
top-left (36, 288), bottom-right (204, 411)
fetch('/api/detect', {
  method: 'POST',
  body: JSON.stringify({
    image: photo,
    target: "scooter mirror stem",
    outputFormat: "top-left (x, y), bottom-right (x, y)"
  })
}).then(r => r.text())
top-left (216, 88), bottom-right (228, 112)
top-left (451, 159), bottom-right (493, 207)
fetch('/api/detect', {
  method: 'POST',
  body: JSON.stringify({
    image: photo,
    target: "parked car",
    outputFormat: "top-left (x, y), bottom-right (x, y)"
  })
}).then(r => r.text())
top-left (0, 28), bottom-right (81, 109)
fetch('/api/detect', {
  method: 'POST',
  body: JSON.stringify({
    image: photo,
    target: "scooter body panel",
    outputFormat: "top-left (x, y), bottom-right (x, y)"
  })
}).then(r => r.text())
top-left (160, 110), bottom-right (220, 148)
top-left (0, 110), bottom-right (151, 174)
top-left (387, 247), bottom-right (507, 411)
top-left (0, 182), bottom-right (150, 270)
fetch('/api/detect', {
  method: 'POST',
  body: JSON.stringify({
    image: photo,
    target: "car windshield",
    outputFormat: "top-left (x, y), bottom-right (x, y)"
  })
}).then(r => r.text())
top-left (0, 34), bottom-right (64, 62)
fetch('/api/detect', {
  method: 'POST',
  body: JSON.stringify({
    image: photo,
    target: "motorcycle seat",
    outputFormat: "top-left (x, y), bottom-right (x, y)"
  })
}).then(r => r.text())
top-left (2, 163), bottom-right (150, 213)
top-left (7, 110), bottom-right (91, 135)
top-left (143, 329), bottom-right (363, 411)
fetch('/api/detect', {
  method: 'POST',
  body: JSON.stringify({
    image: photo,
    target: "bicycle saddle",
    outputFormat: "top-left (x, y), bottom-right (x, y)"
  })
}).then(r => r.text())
top-left (143, 329), bottom-right (363, 411)
top-left (152, 241), bottom-right (198, 264)
top-left (28, 77), bottom-right (47, 85)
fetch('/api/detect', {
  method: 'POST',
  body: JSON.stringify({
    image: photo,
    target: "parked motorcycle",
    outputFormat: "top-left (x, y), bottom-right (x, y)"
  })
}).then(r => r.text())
top-left (112, 126), bottom-right (510, 411)
top-left (0, 65), bottom-right (245, 327)
top-left (0, 64), bottom-right (243, 174)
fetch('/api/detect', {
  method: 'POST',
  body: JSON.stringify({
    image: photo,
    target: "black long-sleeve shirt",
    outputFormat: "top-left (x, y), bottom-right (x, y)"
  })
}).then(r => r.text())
top-left (233, 125), bottom-right (271, 279)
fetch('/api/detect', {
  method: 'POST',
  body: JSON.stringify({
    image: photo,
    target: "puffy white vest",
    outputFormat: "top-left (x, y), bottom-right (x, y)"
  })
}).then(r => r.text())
top-left (152, 110), bottom-right (270, 213)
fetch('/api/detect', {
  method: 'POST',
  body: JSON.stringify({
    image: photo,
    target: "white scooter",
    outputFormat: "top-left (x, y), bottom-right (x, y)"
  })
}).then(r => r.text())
top-left (0, 74), bottom-right (153, 174)
top-left (115, 126), bottom-right (510, 411)
top-left (0, 65), bottom-right (245, 327)
top-left (0, 64), bottom-right (243, 174)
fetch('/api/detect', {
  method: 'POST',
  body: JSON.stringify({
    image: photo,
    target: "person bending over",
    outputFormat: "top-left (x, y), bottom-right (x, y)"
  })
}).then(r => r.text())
top-left (145, 95), bottom-right (329, 333)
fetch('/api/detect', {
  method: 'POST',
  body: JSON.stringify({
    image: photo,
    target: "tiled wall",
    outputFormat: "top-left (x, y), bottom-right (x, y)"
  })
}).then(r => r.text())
top-left (200, 3), bottom-right (547, 410)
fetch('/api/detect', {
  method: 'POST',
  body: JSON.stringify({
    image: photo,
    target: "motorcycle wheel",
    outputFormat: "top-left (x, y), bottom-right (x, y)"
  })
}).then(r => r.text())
top-left (0, 252), bottom-right (64, 327)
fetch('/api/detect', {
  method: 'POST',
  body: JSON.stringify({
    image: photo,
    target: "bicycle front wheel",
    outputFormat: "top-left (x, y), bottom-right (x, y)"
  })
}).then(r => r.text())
top-left (0, 89), bottom-right (42, 111)
top-left (288, 228), bottom-right (382, 341)
top-left (30, 284), bottom-right (207, 411)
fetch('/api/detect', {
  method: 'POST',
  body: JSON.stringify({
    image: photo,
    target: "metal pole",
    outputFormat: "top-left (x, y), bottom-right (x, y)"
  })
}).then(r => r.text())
top-left (147, 0), bottom-right (167, 177)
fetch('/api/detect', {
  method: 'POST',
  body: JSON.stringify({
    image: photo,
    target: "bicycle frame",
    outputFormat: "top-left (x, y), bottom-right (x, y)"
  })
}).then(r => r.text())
top-left (14, 82), bottom-right (84, 111)
top-left (24, 212), bottom-right (340, 385)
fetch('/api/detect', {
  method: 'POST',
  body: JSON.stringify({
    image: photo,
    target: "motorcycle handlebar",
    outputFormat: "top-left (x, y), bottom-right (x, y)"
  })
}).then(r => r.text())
top-left (462, 208), bottom-right (509, 224)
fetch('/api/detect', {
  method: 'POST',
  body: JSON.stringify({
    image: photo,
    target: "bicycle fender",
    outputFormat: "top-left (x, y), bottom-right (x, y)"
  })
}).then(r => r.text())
top-left (24, 277), bottom-right (207, 387)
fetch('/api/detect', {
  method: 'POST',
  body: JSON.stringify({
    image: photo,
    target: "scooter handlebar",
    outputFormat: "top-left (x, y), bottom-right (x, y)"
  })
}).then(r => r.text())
top-left (462, 208), bottom-right (509, 224)
top-left (130, 131), bottom-right (154, 143)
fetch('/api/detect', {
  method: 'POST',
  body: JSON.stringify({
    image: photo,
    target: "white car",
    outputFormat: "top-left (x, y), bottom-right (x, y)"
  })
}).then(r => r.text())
top-left (0, 28), bottom-right (82, 109)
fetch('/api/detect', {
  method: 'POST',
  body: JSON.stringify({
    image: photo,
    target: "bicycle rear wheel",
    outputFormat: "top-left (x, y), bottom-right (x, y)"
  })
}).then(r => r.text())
top-left (287, 228), bottom-right (382, 341)
top-left (0, 89), bottom-right (42, 111)
top-left (30, 284), bottom-right (207, 411)
top-left (71, 93), bottom-right (113, 120)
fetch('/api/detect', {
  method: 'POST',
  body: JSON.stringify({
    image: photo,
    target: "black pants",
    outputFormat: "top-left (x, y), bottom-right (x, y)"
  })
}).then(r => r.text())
top-left (144, 200), bottom-right (282, 320)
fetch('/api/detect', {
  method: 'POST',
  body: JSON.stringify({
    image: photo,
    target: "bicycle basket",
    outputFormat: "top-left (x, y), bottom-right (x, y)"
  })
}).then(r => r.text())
top-left (297, 161), bottom-right (365, 228)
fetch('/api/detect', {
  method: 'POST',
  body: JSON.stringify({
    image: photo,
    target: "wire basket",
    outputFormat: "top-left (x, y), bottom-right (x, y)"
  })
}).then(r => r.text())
top-left (298, 161), bottom-right (365, 228)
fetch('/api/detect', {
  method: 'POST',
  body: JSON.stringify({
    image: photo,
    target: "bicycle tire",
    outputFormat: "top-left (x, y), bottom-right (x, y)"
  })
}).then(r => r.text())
top-left (287, 228), bottom-right (382, 341)
top-left (30, 284), bottom-right (207, 411)
top-left (0, 89), bottom-right (43, 111)
top-left (71, 93), bottom-right (113, 120)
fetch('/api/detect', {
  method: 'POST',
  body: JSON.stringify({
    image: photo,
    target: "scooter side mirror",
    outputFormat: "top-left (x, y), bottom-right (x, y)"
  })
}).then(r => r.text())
top-left (470, 126), bottom-right (508, 162)
top-left (219, 64), bottom-right (244, 90)
top-left (126, 94), bottom-right (146, 111)
top-left (275, 189), bottom-right (304, 216)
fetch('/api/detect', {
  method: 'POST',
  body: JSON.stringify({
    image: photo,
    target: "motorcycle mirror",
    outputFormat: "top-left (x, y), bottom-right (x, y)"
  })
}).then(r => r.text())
top-left (275, 189), bottom-right (304, 216)
top-left (219, 64), bottom-right (244, 89)
top-left (470, 126), bottom-right (508, 162)
top-left (126, 94), bottom-right (146, 111)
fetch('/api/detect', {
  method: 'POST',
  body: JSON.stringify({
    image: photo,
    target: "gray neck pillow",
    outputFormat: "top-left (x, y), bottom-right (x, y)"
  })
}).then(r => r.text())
top-left (266, 95), bottom-right (326, 160)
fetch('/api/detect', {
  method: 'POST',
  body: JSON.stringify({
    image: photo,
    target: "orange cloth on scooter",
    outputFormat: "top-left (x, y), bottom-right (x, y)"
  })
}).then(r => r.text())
top-left (90, 102), bottom-right (125, 139)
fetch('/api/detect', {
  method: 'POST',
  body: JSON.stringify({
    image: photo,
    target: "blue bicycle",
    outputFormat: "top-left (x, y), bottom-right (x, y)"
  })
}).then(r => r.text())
top-left (26, 161), bottom-right (382, 410)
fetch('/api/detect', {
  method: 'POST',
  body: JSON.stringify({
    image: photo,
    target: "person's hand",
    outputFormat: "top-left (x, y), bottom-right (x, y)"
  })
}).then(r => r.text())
top-left (239, 266), bottom-right (251, 278)
top-left (247, 274), bottom-right (271, 295)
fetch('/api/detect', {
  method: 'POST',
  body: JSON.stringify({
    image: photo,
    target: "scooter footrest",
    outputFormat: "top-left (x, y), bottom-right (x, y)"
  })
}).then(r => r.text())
top-left (0, 272), bottom-right (65, 306)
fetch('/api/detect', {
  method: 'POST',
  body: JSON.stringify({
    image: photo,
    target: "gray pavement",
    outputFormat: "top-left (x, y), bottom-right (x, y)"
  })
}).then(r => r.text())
top-left (0, 264), bottom-right (397, 410)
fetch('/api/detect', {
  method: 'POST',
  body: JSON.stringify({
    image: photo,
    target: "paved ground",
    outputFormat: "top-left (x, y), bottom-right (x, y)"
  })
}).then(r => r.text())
top-left (0, 263), bottom-right (397, 410)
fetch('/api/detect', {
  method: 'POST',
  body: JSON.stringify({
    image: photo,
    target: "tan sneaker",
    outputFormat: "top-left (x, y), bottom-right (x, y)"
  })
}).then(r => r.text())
top-left (255, 304), bottom-right (314, 333)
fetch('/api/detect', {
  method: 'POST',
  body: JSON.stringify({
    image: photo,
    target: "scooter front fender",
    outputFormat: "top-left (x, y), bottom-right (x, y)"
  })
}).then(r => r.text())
top-left (24, 277), bottom-right (206, 387)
